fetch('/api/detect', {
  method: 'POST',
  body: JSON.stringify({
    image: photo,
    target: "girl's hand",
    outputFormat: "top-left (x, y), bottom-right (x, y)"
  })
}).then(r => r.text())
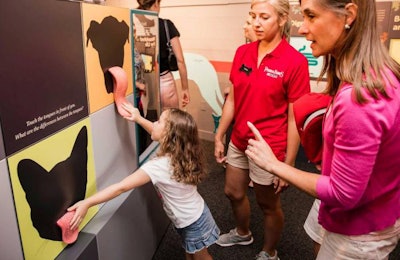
top-left (122, 103), bottom-right (141, 122)
top-left (245, 121), bottom-right (279, 173)
top-left (68, 200), bottom-right (89, 231)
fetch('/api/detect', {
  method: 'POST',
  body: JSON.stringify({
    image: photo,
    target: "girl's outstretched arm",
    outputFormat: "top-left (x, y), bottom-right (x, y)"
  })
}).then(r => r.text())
top-left (122, 103), bottom-right (154, 134)
top-left (68, 169), bottom-right (151, 230)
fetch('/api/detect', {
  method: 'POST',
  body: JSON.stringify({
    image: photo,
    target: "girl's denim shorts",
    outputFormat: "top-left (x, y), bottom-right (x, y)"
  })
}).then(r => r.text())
top-left (175, 204), bottom-right (220, 254)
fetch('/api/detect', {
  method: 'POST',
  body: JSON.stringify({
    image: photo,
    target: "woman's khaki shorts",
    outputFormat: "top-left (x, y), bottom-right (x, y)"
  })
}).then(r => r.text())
top-left (226, 141), bottom-right (275, 185)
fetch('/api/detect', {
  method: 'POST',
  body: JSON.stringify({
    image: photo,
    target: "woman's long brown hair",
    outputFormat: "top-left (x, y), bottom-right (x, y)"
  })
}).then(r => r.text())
top-left (311, 0), bottom-right (400, 103)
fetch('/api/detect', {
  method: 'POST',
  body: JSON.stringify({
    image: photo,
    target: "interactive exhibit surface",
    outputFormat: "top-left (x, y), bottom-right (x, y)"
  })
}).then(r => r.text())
top-left (0, 1), bottom-right (169, 259)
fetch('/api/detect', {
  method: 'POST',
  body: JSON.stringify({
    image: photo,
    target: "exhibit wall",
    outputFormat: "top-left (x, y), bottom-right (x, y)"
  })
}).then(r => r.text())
top-left (0, 1), bottom-right (169, 259)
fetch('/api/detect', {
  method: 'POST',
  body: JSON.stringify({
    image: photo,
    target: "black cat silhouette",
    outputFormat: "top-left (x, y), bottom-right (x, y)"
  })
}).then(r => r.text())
top-left (86, 16), bottom-right (129, 93)
top-left (18, 126), bottom-right (88, 241)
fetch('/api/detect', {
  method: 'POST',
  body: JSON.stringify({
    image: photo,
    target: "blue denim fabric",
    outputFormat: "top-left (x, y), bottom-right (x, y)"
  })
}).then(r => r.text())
top-left (175, 204), bottom-right (220, 254)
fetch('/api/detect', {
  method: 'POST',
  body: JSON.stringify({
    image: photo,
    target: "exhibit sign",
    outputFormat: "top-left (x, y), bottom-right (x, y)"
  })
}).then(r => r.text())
top-left (0, 2), bottom-right (88, 156)
top-left (389, 2), bottom-right (400, 63)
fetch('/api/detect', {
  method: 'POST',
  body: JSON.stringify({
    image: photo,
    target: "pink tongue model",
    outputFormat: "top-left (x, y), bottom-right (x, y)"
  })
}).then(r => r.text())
top-left (57, 211), bottom-right (79, 244)
top-left (107, 66), bottom-right (130, 117)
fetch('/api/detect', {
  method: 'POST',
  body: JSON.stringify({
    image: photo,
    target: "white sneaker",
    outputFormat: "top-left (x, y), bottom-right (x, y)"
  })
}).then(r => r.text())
top-left (216, 228), bottom-right (254, 247)
top-left (255, 250), bottom-right (280, 260)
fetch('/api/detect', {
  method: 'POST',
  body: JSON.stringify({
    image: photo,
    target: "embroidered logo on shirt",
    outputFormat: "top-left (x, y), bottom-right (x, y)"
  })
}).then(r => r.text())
top-left (264, 66), bottom-right (284, 78)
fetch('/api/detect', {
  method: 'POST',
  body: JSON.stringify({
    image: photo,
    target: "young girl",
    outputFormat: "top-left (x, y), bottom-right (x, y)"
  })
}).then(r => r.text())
top-left (68, 105), bottom-right (219, 260)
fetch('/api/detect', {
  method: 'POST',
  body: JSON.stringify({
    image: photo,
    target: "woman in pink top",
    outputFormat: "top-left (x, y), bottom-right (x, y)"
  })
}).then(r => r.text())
top-left (214, 1), bottom-right (310, 259)
top-left (246, 0), bottom-right (400, 259)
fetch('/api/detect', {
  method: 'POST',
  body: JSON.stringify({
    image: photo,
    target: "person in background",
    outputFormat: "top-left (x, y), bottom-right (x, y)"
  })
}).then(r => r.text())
top-left (137, 0), bottom-right (190, 110)
top-left (246, 0), bottom-right (400, 259)
top-left (214, 0), bottom-right (310, 259)
top-left (133, 24), bottom-right (149, 154)
top-left (243, 15), bottom-right (258, 44)
top-left (133, 25), bottom-right (147, 107)
top-left (68, 105), bottom-right (219, 260)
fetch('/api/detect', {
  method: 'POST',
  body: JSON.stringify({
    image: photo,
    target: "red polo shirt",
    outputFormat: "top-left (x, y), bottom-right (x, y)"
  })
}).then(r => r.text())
top-left (230, 39), bottom-right (310, 161)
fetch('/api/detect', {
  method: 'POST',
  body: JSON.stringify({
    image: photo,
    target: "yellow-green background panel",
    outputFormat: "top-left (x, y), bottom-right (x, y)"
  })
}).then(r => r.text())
top-left (8, 119), bottom-right (98, 260)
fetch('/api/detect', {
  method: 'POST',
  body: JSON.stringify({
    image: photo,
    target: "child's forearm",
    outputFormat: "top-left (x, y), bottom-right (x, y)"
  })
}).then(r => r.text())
top-left (85, 183), bottom-right (126, 208)
top-left (136, 116), bottom-right (154, 134)
top-left (68, 183), bottom-right (126, 230)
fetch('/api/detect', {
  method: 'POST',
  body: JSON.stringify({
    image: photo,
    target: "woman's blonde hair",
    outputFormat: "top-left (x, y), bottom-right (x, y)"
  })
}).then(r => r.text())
top-left (251, 0), bottom-right (291, 40)
top-left (310, 0), bottom-right (400, 103)
top-left (157, 109), bottom-right (207, 185)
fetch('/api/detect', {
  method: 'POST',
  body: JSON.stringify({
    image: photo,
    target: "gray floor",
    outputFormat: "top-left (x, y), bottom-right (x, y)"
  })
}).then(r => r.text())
top-left (153, 140), bottom-right (400, 260)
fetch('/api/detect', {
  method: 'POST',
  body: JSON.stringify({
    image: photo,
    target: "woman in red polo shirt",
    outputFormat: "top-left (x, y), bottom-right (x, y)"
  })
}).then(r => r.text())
top-left (214, 0), bottom-right (310, 259)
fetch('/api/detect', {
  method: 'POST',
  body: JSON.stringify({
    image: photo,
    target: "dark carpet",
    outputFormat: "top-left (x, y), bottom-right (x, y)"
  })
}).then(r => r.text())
top-left (153, 140), bottom-right (400, 260)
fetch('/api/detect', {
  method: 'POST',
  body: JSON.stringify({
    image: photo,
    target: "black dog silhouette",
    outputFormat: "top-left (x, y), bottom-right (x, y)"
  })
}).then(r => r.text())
top-left (86, 16), bottom-right (129, 93)
top-left (18, 126), bottom-right (88, 241)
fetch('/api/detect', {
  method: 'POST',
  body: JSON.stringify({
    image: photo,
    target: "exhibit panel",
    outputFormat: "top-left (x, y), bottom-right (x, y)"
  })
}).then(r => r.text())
top-left (0, 124), bottom-right (5, 160)
top-left (388, 2), bottom-right (400, 63)
top-left (288, 4), bottom-right (324, 80)
top-left (0, 1), bottom-right (88, 157)
top-left (89, 99), bottom-right (137, 191)
top-left (82, 3), bottom-right (134, 115)
top-left (289, 37), bottom-right (324, 79)
top-left (0, 160), bottom-right (24, 260)
top-left (0, 1), bottom-right (93, 259)
top-left (7, 120), bottom-right (99, 259)
top-left (0, 0), bottom-right (169, 259)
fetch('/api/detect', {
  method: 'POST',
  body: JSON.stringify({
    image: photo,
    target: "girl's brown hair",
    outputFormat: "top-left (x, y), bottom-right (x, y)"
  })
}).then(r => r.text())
top-left (157, 109), bottom-right (207, 185)
top-left (312, 0), bottom-right (400, 103)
